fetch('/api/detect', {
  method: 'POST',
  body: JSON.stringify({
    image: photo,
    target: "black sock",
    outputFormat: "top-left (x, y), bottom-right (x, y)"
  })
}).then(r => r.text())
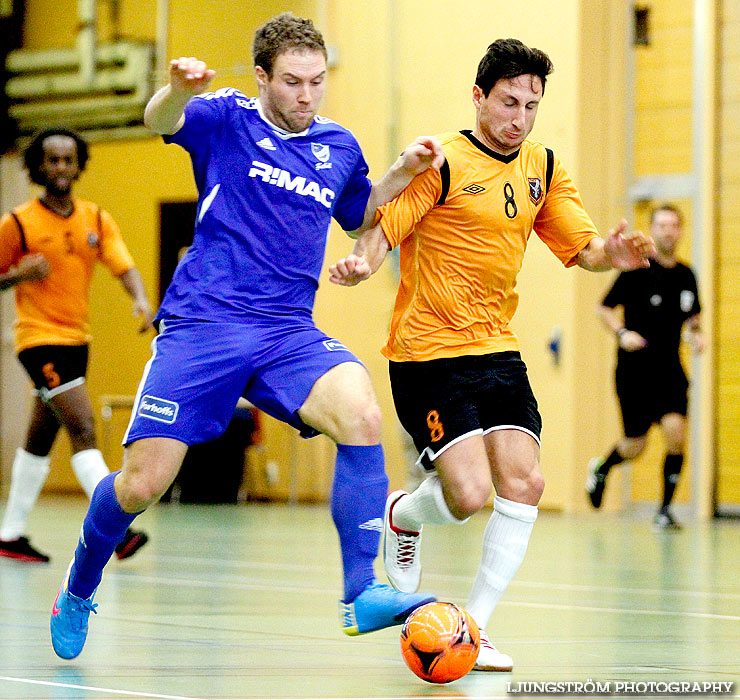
top-left (598, 447), bottom-right (625, 477)
top-left (662, 453), bottom-right (684, 509)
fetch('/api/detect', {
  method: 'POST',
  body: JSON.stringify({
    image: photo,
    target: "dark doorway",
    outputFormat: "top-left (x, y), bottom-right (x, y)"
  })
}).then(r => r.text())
top-left (159, 201), bottom-right (197, 302)
top-left (158, 201), bottom-right (257, 503)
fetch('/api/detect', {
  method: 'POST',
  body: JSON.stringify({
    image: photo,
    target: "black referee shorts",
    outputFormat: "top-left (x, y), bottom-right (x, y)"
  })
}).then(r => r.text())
top-left (615, 360), bottom-right (688, 438)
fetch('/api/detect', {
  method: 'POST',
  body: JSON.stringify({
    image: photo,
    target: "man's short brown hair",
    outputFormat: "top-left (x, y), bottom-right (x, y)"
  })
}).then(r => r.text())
top-left (651, 203), bottom-right (683, 226)
top-left (252, 12), bottom-right (327, 76)
top-left (475, 38), bottom-right (553, 97)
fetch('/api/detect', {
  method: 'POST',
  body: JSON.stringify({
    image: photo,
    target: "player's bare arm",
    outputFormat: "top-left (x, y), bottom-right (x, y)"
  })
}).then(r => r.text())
top-left (347, 136), bottom-right (445, 238)
top-left (685, 313), bottom-right (706, 353)
top-left (17, 253), bottom-right (50, 282)
top-left (0, 253), bottom-right (50, 290)
top-left (577, 219), bottom-right (655, 272)
top-left (119, 268), bottom-right (155, 332)
top-left (598, 304), bottom-right (647, 351)
top-left (144, 57), bottom-right (217, 135)
top-left (329, 223), bottom-right (391, 286)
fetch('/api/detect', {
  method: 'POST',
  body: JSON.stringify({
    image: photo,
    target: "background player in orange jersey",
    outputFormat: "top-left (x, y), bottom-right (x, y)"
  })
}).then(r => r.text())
top-left (330, 38), bottom-right (655, 671)
top-left (0, 128), bottom-right (154, 563)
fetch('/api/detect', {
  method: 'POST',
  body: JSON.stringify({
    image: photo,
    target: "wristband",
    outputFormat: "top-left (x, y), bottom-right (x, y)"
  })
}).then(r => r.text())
top-left (617, 328), bottom-right (628, 338)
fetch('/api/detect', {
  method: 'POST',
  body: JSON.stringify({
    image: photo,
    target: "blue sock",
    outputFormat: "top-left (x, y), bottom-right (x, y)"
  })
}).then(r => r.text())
top-left (68, 472), bottom-right (139, 599)
top-left (331, 444), bottom-right (388, 603)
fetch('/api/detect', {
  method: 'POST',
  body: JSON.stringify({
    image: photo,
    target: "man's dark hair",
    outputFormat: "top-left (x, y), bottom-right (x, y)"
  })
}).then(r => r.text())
top-left (24, 127), bottom-right (89, 185)
top-left (475, 38), bottom-right (553, 97)
top-left (651, 202), bottom-right (683, 226)
top-left (252, 12), bottom-right (327, 77)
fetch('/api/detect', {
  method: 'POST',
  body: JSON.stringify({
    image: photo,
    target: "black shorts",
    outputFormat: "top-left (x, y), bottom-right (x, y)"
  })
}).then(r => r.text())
top-left (17, 344), bottom-right (89, 400)
top-left (389, 351), bottom-right (542, 470)
top-left (615, 360), bottom-right (688, 438)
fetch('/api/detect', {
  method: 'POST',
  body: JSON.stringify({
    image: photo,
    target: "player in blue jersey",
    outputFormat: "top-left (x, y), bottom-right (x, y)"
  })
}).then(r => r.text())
top-left (50, 12), bottom-right (443, 660)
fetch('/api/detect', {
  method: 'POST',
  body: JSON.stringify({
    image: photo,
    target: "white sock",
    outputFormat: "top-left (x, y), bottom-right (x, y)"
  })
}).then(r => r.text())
top-left (393, 474), bottom-right (468, 531)
top-left (466, 495), bottom-right (538, 630)
top-left (70, 448), bottom-right (110, 499)
top-left (0, 448), bottom-right (51, 541)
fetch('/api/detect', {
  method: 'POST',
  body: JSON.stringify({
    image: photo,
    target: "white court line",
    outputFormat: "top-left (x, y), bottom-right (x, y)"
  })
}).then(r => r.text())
top-left (0, 678), bottom-right (507, 700)
top-left (509, 578), bottom-right (740, 602)
top-left (105, 572), bottom-right (740, 624)
top-left (151, 555), bottom-right (740, 603)
top-left (0, 675), bottom-right (202, 700)
top-left (111, 571), bottom-right (332, 595)
top-left (499, 599), bottom-right (740, 622)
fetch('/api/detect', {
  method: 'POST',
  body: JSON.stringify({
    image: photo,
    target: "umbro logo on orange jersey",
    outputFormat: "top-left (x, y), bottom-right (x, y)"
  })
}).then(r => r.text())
top-left (462, 184), bottom-right (485, 194)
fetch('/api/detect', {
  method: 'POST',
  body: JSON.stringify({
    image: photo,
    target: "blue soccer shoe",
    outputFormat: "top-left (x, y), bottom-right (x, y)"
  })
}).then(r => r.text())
top-left (50, 561), bottom-right (98, 659)
top-left (340, 581), bottom-right (436, 636)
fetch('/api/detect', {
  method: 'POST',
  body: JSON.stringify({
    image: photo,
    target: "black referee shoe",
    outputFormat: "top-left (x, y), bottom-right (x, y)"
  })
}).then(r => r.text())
top-left (653, 507), bottom-right (681, 530)
top-left (115, 529), bottom-right (149, 560)
top-left (585, 458), bottom-right (607, 508)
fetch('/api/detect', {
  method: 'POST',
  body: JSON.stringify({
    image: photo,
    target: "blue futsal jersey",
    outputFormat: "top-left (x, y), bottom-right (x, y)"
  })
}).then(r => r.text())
top-left (158, 88), bottom-right (372, 321)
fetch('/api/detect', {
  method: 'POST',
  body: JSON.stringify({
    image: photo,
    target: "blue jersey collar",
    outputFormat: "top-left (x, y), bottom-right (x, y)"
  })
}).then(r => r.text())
top-left (255, 99), bottom-right (313, 139)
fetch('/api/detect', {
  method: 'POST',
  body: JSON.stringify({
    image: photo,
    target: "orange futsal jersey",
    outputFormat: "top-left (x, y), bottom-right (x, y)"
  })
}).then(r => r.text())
top-left (379, 130), bottom-right (599, 362)
top-left (0, 199), bottom-right (135, 352)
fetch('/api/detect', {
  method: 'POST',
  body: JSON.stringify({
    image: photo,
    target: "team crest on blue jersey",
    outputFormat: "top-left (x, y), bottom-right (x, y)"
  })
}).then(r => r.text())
top-left (311, 142), bottom-right (333, 170)
top-left (311, 143), bottom-right (330, 162)
top-left (528, 177), bottom-right (543, 204)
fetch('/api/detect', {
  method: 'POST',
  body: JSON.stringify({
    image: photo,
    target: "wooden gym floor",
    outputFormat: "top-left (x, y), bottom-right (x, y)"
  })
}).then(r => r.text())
top-left (1, 496), bottom-right (739, 699)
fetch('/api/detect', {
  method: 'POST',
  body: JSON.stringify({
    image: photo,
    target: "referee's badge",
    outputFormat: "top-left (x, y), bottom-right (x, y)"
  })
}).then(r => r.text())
top-left (528, 177), bottom-right (543, 204)
top-left (87, 231), bottom-right (99, 247)
top-left (680, 290), bottom-right (695, 313)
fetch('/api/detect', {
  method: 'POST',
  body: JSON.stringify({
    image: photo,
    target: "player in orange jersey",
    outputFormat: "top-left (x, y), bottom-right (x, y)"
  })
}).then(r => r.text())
top-left (0, 128), bottom-right (154, 563)
top-left (330, 38), bottom-right (655, 671)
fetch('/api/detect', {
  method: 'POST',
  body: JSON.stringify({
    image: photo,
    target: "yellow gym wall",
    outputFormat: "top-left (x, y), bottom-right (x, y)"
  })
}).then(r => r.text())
top-left (716, 1), bottom-right (740, 507)
top-left (6, 0), bottom-right (636, 511)
top-left (628, 0), bottom-right (695, 508)
top-left (569, 2), bottom-right (633, 513)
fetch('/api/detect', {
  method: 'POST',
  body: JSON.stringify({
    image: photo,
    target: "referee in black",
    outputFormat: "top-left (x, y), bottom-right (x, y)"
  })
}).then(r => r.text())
top-left (586, 203), bottom-right (704, 529)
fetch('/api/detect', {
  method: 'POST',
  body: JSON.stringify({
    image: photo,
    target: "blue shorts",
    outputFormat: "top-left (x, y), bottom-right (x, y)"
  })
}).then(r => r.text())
top-left (123, 317), bottom-right (362, 446)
